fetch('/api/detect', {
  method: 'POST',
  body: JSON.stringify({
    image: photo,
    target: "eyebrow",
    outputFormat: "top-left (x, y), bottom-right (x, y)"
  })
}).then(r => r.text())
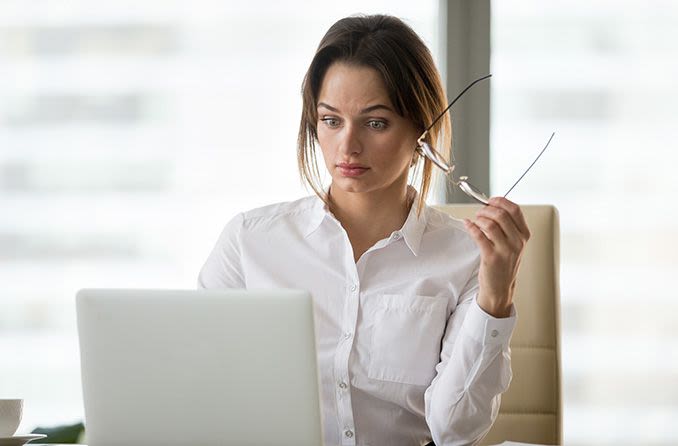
top-left (317, 102), bottom-right (394, 114)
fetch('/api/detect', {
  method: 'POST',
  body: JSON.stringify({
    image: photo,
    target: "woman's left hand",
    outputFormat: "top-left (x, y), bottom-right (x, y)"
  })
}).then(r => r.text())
top-left (463, 197), bottom-right (531, 318)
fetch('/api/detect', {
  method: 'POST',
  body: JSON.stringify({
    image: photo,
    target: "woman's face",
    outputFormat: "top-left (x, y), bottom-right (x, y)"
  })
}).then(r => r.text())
top-left (316, 62), bottom-right (420, 198)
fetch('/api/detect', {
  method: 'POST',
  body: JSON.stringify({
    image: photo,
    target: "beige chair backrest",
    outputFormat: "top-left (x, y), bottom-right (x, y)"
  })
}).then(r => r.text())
top-left (433, 204), bottom-right (562, 445)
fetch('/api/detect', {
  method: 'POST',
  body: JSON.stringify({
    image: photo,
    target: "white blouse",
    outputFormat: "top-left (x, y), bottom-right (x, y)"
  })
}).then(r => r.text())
top-left (198, 192), bottom-right (517, 446)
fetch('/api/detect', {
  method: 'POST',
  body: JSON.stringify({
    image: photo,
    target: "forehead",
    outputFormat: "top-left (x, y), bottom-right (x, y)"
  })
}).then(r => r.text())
top-left (317, 62), bottom-right (393, 111)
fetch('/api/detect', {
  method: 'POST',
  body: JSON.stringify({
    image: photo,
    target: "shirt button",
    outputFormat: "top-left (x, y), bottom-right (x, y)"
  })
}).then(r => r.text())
top-left (490, 329), bottom-right (499, 338)
top-left (344, 429), bottom-right (354, 438)
top-left (350, 284), bottom-right (357, 292)
top-left (339, 381), bottom-right (348, 389)
top-left (344, 331), bottom-right (352, 339)
top-left (393, 232), bottom-right (401, 240)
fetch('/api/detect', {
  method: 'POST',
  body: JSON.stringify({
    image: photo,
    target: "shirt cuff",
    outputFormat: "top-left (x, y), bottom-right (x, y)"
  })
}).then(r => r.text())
top-left (460, 297), bottom-right (517, 346)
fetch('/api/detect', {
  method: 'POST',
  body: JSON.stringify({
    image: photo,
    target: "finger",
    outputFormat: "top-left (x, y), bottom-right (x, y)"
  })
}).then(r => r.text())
top-left (474, 216), bottom-right (514, 250)
top-left (487, 197), bottom-right (531, 240)
top-left (475, 206), bottom-right (524, 250)
top-left (488, 197), bottom-right (530, 239)
top-left (463, 218), bottom-right (494, 257)
top-left (474, 215), bottom-right (525, 259)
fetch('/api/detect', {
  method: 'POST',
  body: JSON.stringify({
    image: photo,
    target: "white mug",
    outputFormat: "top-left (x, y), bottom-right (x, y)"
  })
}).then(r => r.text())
top-left (0, 399), bottom-right (23, 437)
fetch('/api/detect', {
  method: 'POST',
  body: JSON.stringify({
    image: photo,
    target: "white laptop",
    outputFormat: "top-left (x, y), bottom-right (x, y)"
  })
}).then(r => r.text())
top-left (76, 288), bottom-right (322, 446)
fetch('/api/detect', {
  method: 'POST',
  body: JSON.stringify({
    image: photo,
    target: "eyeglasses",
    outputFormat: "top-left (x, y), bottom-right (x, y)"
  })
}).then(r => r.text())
top-left (415, 74), bottom-right (555, 205)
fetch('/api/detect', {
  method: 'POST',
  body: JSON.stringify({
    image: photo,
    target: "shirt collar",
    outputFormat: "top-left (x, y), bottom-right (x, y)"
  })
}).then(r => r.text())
top-left (398, 186), bottom-right (427, 257)
top-left (303, 186), bottom-right (429, 257)
top-left (303, 193), bottom-right (330, 238)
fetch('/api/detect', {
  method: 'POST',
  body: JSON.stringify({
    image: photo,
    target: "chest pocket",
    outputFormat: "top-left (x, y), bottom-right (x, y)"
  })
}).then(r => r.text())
top-left (367, 294), bottom-right (448, 386)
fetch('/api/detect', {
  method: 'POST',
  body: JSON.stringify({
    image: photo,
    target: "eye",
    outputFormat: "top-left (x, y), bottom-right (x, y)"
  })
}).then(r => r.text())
top-left (320, 117), bottom-right (341, 128)
top-left (367, 120), bottom-right (388, 130)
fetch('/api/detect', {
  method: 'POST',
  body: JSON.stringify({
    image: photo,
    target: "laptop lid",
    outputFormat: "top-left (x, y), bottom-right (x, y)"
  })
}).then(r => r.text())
top-left (76, 288), bottom-right (322, 446)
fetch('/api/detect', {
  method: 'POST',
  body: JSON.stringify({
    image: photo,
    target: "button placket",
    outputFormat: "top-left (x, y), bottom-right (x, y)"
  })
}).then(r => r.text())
top-left (335, 259), bottom-right (360, 446)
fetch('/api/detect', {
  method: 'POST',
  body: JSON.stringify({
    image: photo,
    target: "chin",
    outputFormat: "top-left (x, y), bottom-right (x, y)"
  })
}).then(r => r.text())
top-left (331, 177), bottom-right (375, 194)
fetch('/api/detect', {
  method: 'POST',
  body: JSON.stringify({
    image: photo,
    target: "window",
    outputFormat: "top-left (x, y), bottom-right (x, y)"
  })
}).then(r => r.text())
top-left (491, 2), bottom-right (678, 445)
top-left (0, 1), bottom-right (438, 431)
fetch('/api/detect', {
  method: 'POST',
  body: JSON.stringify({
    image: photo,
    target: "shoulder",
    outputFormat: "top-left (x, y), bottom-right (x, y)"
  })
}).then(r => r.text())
top-left (423, 205), bottom-right (478, 252)
top-left (425, 206), bottom-right (470, 235)
top-left (236, 195), bottom-right (321, 233)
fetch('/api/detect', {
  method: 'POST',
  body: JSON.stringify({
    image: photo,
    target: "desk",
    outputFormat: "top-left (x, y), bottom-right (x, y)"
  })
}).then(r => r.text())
top-left (29, 443), bottom-right (554, 446)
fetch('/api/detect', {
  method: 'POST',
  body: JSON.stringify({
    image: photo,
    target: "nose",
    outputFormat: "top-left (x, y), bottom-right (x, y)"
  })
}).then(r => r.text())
top-left (338, 123), bottom-right (363, 157)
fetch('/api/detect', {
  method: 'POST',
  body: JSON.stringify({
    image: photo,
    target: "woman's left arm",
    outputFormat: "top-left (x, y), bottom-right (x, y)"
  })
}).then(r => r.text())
top-left (463, 197), bottom-right (531, 318)
top-left (424, 197), bottom-right (530, 445)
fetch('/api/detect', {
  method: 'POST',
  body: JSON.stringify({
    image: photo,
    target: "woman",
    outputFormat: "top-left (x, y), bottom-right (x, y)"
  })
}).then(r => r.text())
top-left (198, 14), bottom-right (530, 446)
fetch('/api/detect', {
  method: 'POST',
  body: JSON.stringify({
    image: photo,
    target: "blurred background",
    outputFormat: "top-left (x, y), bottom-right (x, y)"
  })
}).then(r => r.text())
top-left (0, 1), bottom-right (676, 445)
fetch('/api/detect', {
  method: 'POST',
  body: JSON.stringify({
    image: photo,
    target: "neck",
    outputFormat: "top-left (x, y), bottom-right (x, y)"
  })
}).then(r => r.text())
top-left (328, 182), bottom-right (414, 242)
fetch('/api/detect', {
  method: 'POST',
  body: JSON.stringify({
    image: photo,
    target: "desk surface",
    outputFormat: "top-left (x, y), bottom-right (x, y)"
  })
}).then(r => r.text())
top-left (29, 443), bottom-right (552, 446)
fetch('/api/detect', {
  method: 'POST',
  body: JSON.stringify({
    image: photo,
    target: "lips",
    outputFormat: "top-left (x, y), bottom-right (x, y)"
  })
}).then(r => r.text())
top-left (337, 163), bottom-right (369, 177)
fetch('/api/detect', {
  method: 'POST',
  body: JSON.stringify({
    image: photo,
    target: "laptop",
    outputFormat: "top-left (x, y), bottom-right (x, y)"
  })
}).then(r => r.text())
top-left (76, 288), bottom-right (322, 446)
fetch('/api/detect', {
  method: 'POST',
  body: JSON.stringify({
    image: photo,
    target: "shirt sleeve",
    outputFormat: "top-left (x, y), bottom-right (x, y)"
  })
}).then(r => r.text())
top-left (197, 213), bottom-right (246, 289)
top-left (424, 262), bottom-right (517, 446)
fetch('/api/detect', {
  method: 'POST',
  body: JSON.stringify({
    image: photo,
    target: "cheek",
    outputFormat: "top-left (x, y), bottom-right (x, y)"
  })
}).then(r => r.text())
top-left (316, 133), bottom-right (334, 167)
top-left (316, 126), bottom-right (332, 149)
top-left (377, 139), bottom-right (415, 169)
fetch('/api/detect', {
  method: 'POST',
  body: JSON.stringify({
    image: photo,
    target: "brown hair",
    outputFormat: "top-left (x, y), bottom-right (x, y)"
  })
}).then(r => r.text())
top-left (297, 14), bottom-right (451, 215)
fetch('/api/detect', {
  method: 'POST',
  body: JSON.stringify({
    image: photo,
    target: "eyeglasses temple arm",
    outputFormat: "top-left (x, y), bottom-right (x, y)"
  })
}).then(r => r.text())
top-left (503, 132), bottom-right (556, 198)
top-left (423, 73), bottom-right (492, 134)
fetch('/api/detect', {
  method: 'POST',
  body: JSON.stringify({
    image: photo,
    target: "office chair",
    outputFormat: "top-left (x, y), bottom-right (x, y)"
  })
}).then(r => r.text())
top-left (434, 204), bottom-right (562, 445)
